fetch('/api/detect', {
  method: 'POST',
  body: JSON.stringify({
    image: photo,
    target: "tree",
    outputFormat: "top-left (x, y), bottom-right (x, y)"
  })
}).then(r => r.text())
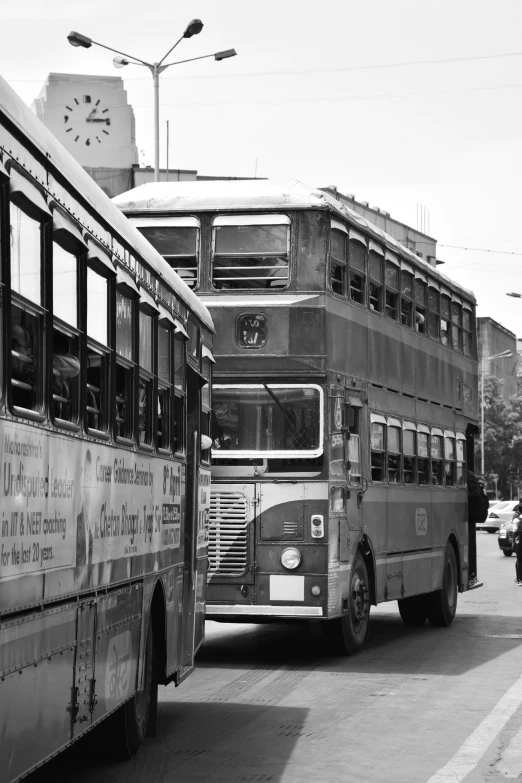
top-left (477, 375), bottom-right (522, 497)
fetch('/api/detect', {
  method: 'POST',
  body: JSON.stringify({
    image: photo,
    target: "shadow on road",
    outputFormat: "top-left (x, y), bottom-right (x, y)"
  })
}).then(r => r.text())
top-left (199, 610), bottom-right (522, 677)
top-left (26, 701), bottom-right (308, 783)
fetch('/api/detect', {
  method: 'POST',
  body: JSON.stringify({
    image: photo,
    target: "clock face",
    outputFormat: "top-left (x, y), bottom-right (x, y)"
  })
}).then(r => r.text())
top-left (63, 95), bottom-right (112, 146)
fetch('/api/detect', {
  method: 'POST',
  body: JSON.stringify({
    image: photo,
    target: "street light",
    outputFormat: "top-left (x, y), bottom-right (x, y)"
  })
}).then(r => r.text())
top-left (480, 349), bottom-right (513, 476)
top-left (67, 26), bottom-right (237, 182)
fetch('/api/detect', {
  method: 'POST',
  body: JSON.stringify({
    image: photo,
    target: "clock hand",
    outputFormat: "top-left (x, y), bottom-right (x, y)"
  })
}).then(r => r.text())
top-left (86, 108), bottom-right (97, 121)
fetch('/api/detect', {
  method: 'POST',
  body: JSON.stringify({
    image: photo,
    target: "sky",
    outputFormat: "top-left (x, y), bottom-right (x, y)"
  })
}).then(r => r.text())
top-left (2, 0), bottom-right (522, 336)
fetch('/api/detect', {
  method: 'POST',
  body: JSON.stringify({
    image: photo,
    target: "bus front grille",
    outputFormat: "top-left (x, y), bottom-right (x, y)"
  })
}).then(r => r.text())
top-left (209, 491), bottom-right (249, 576)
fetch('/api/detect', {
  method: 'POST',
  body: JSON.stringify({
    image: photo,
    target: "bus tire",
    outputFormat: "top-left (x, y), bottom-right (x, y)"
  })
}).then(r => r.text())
top-left (397, 595), bottom-right (428, 626)
top-left (112, 618), bottom-right (157, 758)
top-left (427, 543), bottom-right (458, 627)
top-left (503, 550), bottom-right (513, 557)
top-left (323, 552), bottom-right (370, 655)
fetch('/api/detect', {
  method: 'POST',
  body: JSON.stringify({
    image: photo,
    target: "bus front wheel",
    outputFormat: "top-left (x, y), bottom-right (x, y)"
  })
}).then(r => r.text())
top-left (323, 553), bottom-right (370, 655)
top-left (427, 543), bottom-right (458, 627)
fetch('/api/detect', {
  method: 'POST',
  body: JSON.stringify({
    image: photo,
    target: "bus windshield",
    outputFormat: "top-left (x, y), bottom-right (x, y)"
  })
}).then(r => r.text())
top-left (212, 384), bottom-right (323, 456)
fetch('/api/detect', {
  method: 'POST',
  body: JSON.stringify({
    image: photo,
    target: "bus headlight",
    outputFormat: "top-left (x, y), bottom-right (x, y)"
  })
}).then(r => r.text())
top-left (281, 547), bottom-right (302, 570)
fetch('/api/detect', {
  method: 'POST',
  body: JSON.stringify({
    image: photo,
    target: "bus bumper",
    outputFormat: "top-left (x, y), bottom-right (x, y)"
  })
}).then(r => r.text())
top-left (205, 604), bottom-right (324, 618)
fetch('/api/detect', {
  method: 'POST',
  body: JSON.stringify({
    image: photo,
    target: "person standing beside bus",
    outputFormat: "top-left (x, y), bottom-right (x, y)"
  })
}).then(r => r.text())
top-left (467, 470), bottom-right (488, 585)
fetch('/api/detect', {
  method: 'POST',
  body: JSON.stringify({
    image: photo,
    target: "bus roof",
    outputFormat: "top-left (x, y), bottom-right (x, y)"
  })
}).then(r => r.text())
top-left (0, 76), bottom-right (213, 331)
top-left (113, 178), bottom-right (475, 303)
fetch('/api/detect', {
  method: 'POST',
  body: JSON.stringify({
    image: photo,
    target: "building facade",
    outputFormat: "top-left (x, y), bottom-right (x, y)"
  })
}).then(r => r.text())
top-left (477, 317), bottom-right (518, 401)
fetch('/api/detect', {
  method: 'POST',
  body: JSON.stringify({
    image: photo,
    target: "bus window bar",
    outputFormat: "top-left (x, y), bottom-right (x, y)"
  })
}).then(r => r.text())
top-left (213, 274), bottom-right (288, 281)
top-left (87, 383), bottom-right (100, 394)
top-left (11, 378), bottom-right (32, 391)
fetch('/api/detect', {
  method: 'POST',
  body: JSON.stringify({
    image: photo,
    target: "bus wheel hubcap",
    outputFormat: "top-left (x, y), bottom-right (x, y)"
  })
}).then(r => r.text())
top-left (352, 576), bottom-right (369, 623)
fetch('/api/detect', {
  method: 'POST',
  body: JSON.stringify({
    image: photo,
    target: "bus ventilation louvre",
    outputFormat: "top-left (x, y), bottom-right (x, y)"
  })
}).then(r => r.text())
top-left (208, 491), bottom-right (249, 576)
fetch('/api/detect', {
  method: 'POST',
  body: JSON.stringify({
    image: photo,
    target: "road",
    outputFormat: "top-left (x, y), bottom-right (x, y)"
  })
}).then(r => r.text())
top-left (28, 533), bottom-right (522, 783)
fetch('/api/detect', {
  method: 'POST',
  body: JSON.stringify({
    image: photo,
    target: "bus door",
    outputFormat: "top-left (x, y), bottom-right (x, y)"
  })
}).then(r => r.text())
top-left (344, 394), bottom-right (365, 541)
top-left (179, 367), bottom-right (200, 670)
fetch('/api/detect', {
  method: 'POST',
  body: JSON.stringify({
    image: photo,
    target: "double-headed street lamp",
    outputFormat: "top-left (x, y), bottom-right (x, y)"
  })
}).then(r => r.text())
top-left (480, 349), bottom-right (513, 476)
top-left (67, 24), bottom-right (237, 182)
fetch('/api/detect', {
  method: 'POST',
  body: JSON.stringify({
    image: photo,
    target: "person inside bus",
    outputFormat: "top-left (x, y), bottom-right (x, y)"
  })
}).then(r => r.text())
top-left (11, 323), bottom-right (34, 407)
top-left (53, 330), bottom-right (80, 419)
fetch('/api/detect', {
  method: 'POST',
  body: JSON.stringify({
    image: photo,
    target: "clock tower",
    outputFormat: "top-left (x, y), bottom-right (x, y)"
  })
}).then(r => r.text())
top-left (32, 73), bottom-right (138, 195)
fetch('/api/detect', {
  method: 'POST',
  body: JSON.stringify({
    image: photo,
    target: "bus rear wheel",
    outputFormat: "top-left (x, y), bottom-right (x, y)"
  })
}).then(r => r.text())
top-left (111, 619), bottom-right (157, 759)
top-left (427, 543), bottom-right (458, 627)
top-left (398, 595), bottom-right (428, 626)
top-left (323, 553), bottom-right (370, 655)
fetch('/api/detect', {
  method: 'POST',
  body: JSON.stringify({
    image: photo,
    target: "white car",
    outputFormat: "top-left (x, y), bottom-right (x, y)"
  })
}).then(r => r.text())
top-left (477, 500), bottom-right (520, 533)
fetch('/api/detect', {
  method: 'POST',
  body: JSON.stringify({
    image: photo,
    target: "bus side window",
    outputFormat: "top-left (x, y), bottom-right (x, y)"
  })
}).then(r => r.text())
top-left (173, 330), bottom-right (186, 453)
top-left (115, 289), bottom-right (135, 440)
top-left (384, 260), bottom-right (399, 320)
top-left (368, 247), bottom-right (384, 313)
top-left (9, 202), bottom-right (44, 414)
top-left (451, 302), bottom-right (463, 351)
top-left (387, 424), bottom-right (402, 483)
top-left (348, 237), bottom-right (366, 305)
top-left (370, 421), bottom-right (385, 482)
top-left (345, 403), bottom-right (361, 485)
top-left (456, 434), bottom-right (467, 486)
top-left (400, 268), bottom-right (414, 328)
top-left (415, 278), bottom-right (427, 334)
top-left (417, 430), bottom-right (430, 485)
top-left (86, 267), bottom-right (109, 433)
top-left (431, 434), bottom-right (444, 485)
top-left (444, 434), bottom-right (456, 486)
top-left (157, 321), bottom-right (172, 451)
top-left (403, 424), bottom-right (417, 484)
top-left (138, 308), bottom-right (155, 446)
top-left (440, 295), bottom-right (451, 346)
top-left (330, 227), bottom-right (347, 296)
top-left (201, 356), bottom-right (212, 463)
top-left (427, 285), bottom-right (440, 340)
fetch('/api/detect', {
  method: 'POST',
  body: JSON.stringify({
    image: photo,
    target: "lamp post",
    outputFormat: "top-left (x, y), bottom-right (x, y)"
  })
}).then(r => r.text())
top-left (67, 26), bottom-right (237, 182)
top-left (480, 349), bottom-right (513, 476)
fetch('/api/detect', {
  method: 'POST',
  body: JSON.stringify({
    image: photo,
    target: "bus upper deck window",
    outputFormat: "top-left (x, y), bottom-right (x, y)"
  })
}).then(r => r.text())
top-left (212, 218), bottom-right (289, 290)
top-left (400, 269), bottom-right (413, 328)
top-left (385, 260), bottom-right (399, 320)
top-left (86, 268), bottom-right (109, 432)
top-left (52, 243), bottom-right (80, 423)
top-left (139, 310), bottom-right (154, 446)
top-left (330, 227), bottom-right (347, 296)
top-left (427, 286), bottom-right (440, 340)
top-left (368, 246), bottom-right (383, 313)
top-left (415, 279), bottom-right (426, 334)
top-left (9, 203), bottom-right (43, 413)
top-left (451, 302), bottom-right (462, 351)
top-left (440, 295), bottom-right (451, 345)
top-left (348, 237), bottom-right (366, 305)
top-left (116, 290), bottom-right (135, 440)
top-left (137, 224), bottom-right (199, 289)
top-left (462, 307), bottom-right (472, 356)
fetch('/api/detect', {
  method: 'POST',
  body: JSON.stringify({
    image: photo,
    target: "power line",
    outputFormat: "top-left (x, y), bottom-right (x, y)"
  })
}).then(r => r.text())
top-left (8, 50), bottom-right (522, 84)
top-left (438, 244), bottom-right (522, 257)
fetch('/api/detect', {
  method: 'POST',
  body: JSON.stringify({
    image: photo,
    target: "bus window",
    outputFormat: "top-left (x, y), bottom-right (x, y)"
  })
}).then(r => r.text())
top-left (173, 330), bottom-right (186, 453)
top-left (387, 422), bottom-right (402, 483)
top-left (456, 434), bottom-right (467, 486)
top-left (137, 224), bottom-right (199, 289)
top-left (157, 322), bottom-right (171, 450)
top-left (385, 261), bottom-right (399, 320)
top-left (403, 424), bottom-right (417, 484)
top-left (348, 235), bottom-right (366, 305)
top-left (440, 294), bottom-right (451, 345)
top-left (427, 285), bottom-right (440, 340)
top-left (462, 306), bottom-right (473, 356)
top-left (115, 290), bottom-right (135, 440)
top-left (212, 385), bottom-right (322, 455)
top-left (415, 278), bottom-right (426, 334)
top-left (345, 401), bottom-right (361, 485)
top-left (444, 432), bottom-right (456, 486)
top-left (400, 268), bottom-right (414, 328)
top-left (86, 267), bottom-right (109, 432)
top-left (370, 421), bottom-right (385, 482)
top-left (330, 226), bottom-right (347, 296)
top-left (212, 217), bottom-right (289, 290)
top-left (368, 245), bottom-right (384, 313)
top-left (139, 309), bottom-right (154, 446)
top-left (417, 431), bottom-right (430, 485)
top-left (201, 357), bottom-right (212, 463)
top-left (431, 433), bottom-right (444, 485)
top-left (452, 302), bottom-right (463, 351)
top-left (52, 243), bottom-right (80, 424)
top-left (9, 203), bottom-right (43, 413)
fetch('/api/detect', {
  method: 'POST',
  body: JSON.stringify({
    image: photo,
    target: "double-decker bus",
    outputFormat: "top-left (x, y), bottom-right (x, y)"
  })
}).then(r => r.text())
top-left (0, 77), bottom-right (214, 782)
top-left (115, 178), bottom-right (480, 656)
